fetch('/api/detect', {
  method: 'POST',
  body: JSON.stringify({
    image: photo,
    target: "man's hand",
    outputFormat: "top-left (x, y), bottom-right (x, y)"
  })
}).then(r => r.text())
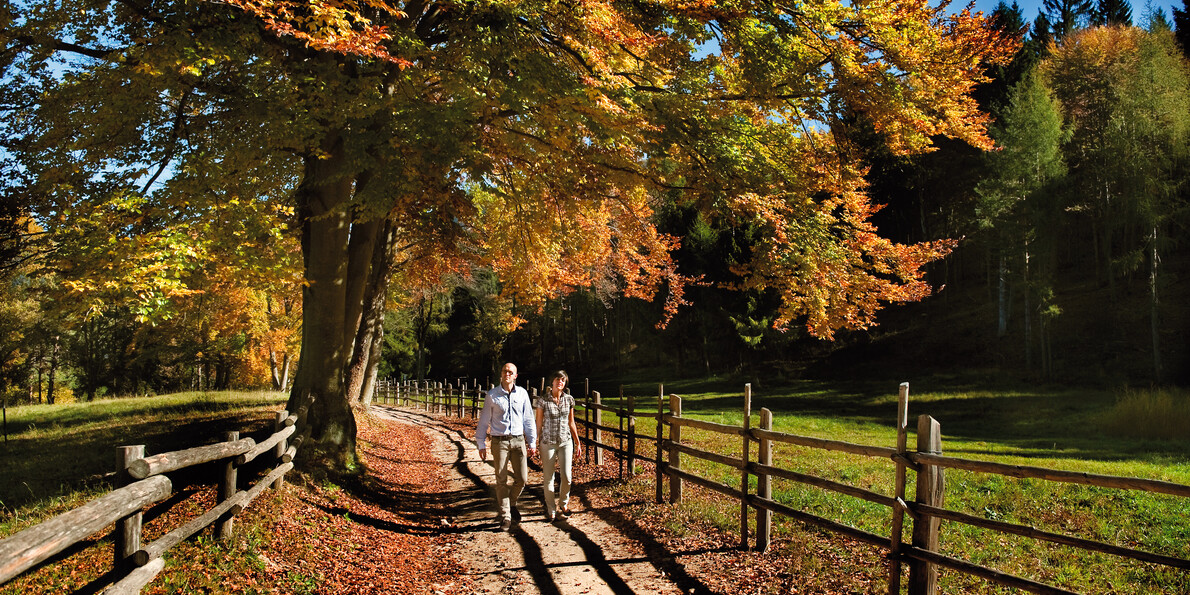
top-left (479, 448), bottom-right (488, 461)
top-left (528, 446), bottom-right (538, 458)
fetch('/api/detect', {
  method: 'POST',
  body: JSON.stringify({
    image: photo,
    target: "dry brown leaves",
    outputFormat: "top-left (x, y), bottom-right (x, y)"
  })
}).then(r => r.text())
top-left (232, 412), bottom-right (469, 595)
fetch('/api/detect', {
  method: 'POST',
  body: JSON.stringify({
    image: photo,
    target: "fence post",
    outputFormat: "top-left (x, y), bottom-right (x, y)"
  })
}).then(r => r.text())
top-left (757, 407), bottom-right (772, 552)
top-left (114, 445), bottom-right (145, 570)
top-left (628, 416), bottom-right (636, 478)
top-left (217, 431), bottom-right (239, 541)
top-left (740, 383), bottom-right (751, 549)
top-left (669, 394), bottom-right (682, 503)
top-left (584, 391), bottom-right (591, 464)
top-left (273, 410), bottom-right (288, 490)
top-left (889, 382), bottom-right (911, 595)
top-left (627, 392), bottom-right (636, 478)
top-left (655, 385), bottom-right (664, 504)
top-left (618, 387), bottom-right (626, 479)
top-left (593, 391), bottom-right (603, 465)
top-left (909, 415), bottom-right (944, 595)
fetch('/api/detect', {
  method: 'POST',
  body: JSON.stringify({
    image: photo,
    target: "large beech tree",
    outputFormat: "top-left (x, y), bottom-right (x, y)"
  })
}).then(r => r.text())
top-left (3, 0), bottom-right (1012, 467)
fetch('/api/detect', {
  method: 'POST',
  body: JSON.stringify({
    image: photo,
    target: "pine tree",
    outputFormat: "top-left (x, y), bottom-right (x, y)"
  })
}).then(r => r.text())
top-left (1044, 0), bottom-right (1095, 37)
top-left (1095, 0), bottom-right (1134, 26)
top-left (1172, 0), bottom-right (1190, 55)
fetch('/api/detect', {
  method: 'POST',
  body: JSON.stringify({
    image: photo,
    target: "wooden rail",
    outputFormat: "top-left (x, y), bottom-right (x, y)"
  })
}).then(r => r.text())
top-left (0, 396), bottom-right (312, 594)
top-left (641, 384), bottom-right (1190, 595)
top-left (411, 377), bottom-right (1189, 595)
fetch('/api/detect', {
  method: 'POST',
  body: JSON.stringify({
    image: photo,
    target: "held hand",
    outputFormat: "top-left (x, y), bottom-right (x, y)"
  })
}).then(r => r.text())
top-left (479, 449), bottom-right (488, 461)
top-left (528, 446), bottom-right (538, 458)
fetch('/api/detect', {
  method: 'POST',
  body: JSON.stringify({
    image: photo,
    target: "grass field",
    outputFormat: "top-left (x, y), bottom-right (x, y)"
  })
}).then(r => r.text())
top-left (588, 372), bottom-right (1190, 594)
top-left (2, 381), bottom-right (1187, 594)
top-left (0, 391), bottom-right (287, 518)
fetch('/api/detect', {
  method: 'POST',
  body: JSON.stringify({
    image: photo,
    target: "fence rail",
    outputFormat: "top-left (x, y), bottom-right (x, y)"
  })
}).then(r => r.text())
top-left (0, 399), bottom-right (311, 594)
top-left (394, 376), bottom-right (1190, 595)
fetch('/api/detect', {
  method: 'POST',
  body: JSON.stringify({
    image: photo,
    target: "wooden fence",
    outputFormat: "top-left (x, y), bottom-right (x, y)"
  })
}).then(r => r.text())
top-left (391, 378), bottom-right (1190, 595)
top-left (0, 397), bottom-right (312, 595)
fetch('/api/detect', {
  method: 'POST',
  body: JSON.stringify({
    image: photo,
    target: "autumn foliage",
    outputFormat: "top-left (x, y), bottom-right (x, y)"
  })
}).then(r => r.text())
top-left (215, 0), bottom-right (1013, 336)
top-left (4, 0), bottom-right (1013, 463)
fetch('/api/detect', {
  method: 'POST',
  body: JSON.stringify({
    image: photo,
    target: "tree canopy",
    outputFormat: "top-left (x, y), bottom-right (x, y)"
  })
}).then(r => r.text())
top-left (2, 0), bottom-right (1014, 466)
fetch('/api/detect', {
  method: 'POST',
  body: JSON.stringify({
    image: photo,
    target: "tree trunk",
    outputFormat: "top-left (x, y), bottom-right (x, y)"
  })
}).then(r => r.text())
top-left (343, 218), bottom-right (379, 367)
top-left (47, 335), bottom-right (58, 405)
top-left (997, 253), bottom-right (1008, 338)
top-left (346, 218), bottom-right (395, 405)
top-left (270, 349), bottom-right (283, 391)
top-left (1150, 225), bottom-right (1162, 382)
top-left (280, 353), bottom-right (291, 392)
top-left (287, 130), bottom-right (358, 469)
top-left (1023, 248), bottom-right (1032, 370)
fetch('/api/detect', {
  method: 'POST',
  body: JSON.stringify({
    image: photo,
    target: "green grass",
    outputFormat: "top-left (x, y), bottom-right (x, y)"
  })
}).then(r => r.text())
top-left (0, 391), bottom-right (291, 595)
top-left (588, 377), bottom-right (1190, 594)
top-left (0, 391), bottom-right (286, 518)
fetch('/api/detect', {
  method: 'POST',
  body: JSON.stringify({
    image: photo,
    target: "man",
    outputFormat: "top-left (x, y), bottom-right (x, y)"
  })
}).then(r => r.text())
top-left (476, 362), bottom-right (538, 530)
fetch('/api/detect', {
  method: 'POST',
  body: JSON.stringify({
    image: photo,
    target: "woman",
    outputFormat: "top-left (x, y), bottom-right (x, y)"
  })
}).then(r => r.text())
top-left (534, 369), bottom-right (584, 521)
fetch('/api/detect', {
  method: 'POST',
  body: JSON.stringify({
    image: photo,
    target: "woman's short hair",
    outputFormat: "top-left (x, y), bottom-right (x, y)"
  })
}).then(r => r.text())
top-left (550, 370), bottom-right (569, 384)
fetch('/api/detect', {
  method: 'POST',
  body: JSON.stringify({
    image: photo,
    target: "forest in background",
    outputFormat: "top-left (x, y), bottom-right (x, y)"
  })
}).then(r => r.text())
top-left (2, 0), bottom-right (1190, 408)
top-left (395, 0), bottom-right (1190, 388)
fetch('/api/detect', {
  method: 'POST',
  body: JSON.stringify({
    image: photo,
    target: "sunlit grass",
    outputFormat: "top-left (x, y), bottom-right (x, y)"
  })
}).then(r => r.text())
top-left (0, 391), bottom-right (286, 517)
top-left (585, 379), bottom-right (1190, 594)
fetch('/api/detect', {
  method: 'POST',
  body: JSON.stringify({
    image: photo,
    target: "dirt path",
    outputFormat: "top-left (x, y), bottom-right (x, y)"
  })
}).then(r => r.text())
top-left (371, 405), bottom-right (685, 595)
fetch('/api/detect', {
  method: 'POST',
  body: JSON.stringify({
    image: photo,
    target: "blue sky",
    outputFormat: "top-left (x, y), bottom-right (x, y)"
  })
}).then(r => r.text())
top-left (970, 0), bottom-right (1183, 26)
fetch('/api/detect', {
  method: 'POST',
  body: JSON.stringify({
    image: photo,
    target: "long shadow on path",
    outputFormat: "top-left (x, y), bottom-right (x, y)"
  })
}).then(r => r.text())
top-left (371, 404), bottom-right (698, 595)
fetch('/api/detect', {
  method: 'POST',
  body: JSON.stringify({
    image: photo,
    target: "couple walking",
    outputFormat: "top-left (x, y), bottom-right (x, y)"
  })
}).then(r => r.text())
top-left (476, 362), bottom-right (584, 531)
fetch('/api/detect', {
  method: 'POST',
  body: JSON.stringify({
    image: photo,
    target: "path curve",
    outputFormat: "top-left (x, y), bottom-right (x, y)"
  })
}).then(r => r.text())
top-left (371, 405), bottom-right (685, 595)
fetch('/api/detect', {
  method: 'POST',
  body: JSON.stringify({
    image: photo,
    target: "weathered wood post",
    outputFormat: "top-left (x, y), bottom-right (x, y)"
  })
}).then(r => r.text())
top-left (627, 416), bottom-right (636, 478)
top-left (618, 386), bottom-right (625, 479)
top-left (593, 391), bottom-right (603, 465)
top-left (668, 394), bottom-right (682, 503)
top-left (217, 431), bottom-right (239, 541)
top-left (655, 384), bottom-right (664, 504)
top-left (627, 391), bottom-right (636, 478)
top-left (583, 390), bottom-right (591, 464)
top-left (889, 382), bottom-right (911, 595)
top-left (756, 407), bottom-right (772, 552)
top-left (740, 383), bottom-right (752, 549)
top-left (272, 410), bottom-right (288, 491)
top-left (114, 445), bottom-right (145, 570)
top-left (909, 415), bottom-right (944, 595)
